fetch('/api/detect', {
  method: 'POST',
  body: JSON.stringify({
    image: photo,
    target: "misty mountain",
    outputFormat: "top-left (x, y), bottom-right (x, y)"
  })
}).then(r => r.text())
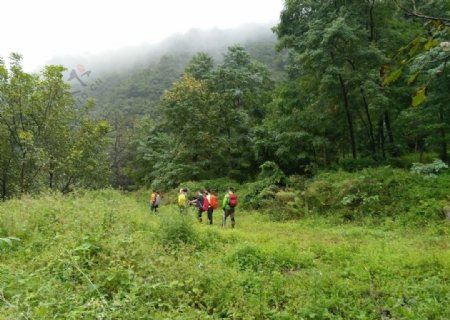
top-left (57, 23), bottom-right (286, 122)
top-left (50, 23), bottom-right (281, 75)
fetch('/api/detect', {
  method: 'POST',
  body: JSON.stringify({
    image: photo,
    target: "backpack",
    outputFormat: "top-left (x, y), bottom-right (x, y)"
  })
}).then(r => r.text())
top-left (178, 193), bottom-right (187, 207)
top-left (229, 194), bottom-right (238, 207)
top-left (202, 196), bottom-right (209, 212)
top-left (209, 194), bottom-right (219, 209)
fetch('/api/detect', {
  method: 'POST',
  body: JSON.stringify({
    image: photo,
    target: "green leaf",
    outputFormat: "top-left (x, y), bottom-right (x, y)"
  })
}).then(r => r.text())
top-left (407, 72), bottom-right (420, 86)
top-left (383, 68), bottom-right (403, 86)
top-left (412, 87), bottom-right (427, 107)
top-left (408, 38), bottom-right (422, 57)
top-left (424, 37), bottom-right (438, 50)
top-left (0, 237), bottom-right (12, 248)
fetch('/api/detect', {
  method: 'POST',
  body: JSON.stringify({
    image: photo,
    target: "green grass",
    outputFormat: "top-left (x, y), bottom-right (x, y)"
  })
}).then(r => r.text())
top-left (0, 189), bottom-right (449, 319)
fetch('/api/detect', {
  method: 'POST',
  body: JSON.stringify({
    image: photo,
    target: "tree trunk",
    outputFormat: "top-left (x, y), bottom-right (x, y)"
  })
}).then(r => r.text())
top-left (360, 88), bottom-right (377, 158)
top-left (49, 157), bottom-right (55, 189)
top-left (347, 59), bottom-right (376, 158)
top-left (439, 105), bottom-right (448, 162)
top-left (338, 74), bottom-right (357, 159)
top-left (20, 159), bottom-right (26, 193)
top-left (384, 111), bottom-right (394, 144)
top-left (378, 116), bottom-right (386, 159)
top-left (368, 0), bottom-right (375, 42)
top-left (49, 171), bottom-right (54, 189)
top-left (440, 57), bottom-right (449, 163)
top-left (1, 173), bottom-right (6, 201)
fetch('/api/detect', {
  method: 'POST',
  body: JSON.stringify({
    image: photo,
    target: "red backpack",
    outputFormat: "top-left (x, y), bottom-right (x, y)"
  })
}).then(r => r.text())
top-left (209, 194), bottom-right (219, 209)
top-left (229, 194), bottom-right (238, 207)
top-left (202, 196), bottom-right (209, 212)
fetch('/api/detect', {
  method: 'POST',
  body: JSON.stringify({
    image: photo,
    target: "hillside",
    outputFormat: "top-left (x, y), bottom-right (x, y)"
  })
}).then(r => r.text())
top-left (1, 189), bottom-right (449, 318)
top-left (56, 24), bottom-right (286, 118)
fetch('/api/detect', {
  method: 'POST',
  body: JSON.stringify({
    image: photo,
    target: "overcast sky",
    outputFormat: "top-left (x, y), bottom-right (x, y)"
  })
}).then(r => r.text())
top-left (1, 0), bottom-right (283, 71)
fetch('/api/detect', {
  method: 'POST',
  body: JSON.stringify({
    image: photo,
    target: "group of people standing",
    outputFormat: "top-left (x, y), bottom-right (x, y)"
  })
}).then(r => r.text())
top-left (181, 187), bottom-right (238, 228)
top-left (151, 187), bottom-right (238, 228)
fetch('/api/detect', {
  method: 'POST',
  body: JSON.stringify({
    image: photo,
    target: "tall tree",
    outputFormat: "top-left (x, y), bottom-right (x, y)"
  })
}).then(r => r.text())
top-left (0, 54), bottom-right (111, 198)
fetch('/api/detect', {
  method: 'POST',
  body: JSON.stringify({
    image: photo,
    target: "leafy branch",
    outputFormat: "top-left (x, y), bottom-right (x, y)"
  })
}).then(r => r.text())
top-left (392, 0), bottom-right (450, 26)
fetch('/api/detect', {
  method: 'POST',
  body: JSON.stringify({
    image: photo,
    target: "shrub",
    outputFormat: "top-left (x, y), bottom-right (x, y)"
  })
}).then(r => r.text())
top-left (301, 167), bottom-right (450, 223)
top-left (258, 161), bottom-right (287, 185)
top-left (158, 211), bottom-right (197, 247)
top-left (411, 159), bottom-right (448, 178)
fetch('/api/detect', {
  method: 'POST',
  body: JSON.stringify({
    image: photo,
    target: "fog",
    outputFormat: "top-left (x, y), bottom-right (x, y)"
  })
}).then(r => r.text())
top-left (48, 23), bottom-right (278, 75)
top-left (1, 0), bottom-right (283, 71)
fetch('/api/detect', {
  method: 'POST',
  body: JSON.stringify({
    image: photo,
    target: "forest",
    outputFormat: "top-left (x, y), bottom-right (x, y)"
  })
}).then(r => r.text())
top-left (1, 0), bottom-right (449, 319)
top-left (1, 1), bottom-right (450, 196)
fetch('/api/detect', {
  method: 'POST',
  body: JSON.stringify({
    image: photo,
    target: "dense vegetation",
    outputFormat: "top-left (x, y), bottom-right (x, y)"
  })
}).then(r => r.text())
top-left (0, 55), bottom-right (111, 199)
top-left (1, 2), bottom-right (450, 317)
top-left (0, 175), bottom-right (449, 318)
top-left (2, 1), bottom-right (450, 194)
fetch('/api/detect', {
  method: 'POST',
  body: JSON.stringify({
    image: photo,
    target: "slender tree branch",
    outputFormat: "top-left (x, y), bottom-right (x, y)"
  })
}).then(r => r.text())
top-left (392, 0), bottom-right (450, 25)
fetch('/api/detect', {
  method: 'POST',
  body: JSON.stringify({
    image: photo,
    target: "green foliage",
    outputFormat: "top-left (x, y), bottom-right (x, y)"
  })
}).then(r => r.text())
top-left (1, 190), bottom-right (449, 318)
top-left (303, 167), bottom-right (450, 223)
top-left (258, 161), bottom-right (287, 185)
top-left (5, 4), bottom-right (449, 192)
top-left (411, 159), bottom-right (448, 178)
top-left (240, 162), bottom-right (287, 210)
top-left (0, 236), bottom-right (20, 252)
top-left (332, 157), bottom-right (381, 172)
top-left (230, 244), bottom-right (312, 272)
top-left (132, 45), bottom-right (275, 188)
top-left (179, 177), bottom-right (238, 195)
top-left (241, 166), bottom-right (450, 225)
top-left (0, 56), bottom-right (111, 198)
top-left (158, 210), bottom-right (197, 247)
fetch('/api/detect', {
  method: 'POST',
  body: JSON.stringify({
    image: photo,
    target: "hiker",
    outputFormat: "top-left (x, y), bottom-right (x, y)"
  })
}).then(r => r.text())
top-left (191, 190), bottom-right (208, 222)
top-left (154, 192), bottom-right (161, 213)
top-left (178, 188), bottom-right (189, 214)
top-left (222, 187), bottom-right (238, 228)
top-left (150, 190), bottom-right (160, 213)
top-left (206, 189), bottom-right (219, 225)
top-left (150, 190), bottom-right (157, 212)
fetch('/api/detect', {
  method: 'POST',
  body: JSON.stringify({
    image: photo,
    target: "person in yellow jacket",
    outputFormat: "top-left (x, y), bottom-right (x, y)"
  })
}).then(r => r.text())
top-left (178, 188), bottom-right (189, 214)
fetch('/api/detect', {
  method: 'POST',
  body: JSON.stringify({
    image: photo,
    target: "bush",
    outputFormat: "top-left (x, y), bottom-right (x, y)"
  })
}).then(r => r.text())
top-left (158, 211), bottom-right (197, 247)
top-left (411, 159), bottom-right (448, 178)
top-left (388, 152), bottom-right (441, 168)
top-left (301, 167), bottom-right (450, 223)
top-left (239, 162), bottom-right (288, 210)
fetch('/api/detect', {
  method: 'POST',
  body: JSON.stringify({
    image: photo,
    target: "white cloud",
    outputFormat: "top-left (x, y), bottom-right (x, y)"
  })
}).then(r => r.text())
top-left (1, 0), bottom-right (283, 70)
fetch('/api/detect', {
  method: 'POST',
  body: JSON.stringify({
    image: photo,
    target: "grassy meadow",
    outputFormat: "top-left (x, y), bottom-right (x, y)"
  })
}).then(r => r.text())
top-left (0, 189), bottom-right (449, 319)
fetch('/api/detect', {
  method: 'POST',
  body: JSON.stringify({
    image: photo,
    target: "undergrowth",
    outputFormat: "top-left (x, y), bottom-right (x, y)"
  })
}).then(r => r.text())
top-left (0, 184), bottom-right (449, 319)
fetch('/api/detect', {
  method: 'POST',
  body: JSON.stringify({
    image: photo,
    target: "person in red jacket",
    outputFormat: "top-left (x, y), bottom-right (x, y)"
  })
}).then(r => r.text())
top-left (222, 187), bottom-right (237, 228)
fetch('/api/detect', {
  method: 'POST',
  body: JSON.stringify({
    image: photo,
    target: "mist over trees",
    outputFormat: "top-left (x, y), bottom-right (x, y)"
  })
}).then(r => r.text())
top-left (1, 2), bottom-right (449, 195)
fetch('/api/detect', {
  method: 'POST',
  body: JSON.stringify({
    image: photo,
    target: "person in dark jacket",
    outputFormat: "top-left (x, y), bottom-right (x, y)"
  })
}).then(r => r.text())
top-left (191, 190), bottom-right (206, 222)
